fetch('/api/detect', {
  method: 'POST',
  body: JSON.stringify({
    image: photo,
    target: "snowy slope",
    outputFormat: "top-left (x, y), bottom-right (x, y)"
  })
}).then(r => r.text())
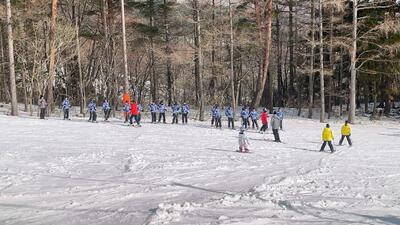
top-left (0, 115), bottom-right (399, 225)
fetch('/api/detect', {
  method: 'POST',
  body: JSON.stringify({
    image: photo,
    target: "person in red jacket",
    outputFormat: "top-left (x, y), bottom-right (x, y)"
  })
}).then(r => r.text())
top-left (260, 108), bottom-right (269, 133)
top-left (129, 100), bottom-right (140, 126)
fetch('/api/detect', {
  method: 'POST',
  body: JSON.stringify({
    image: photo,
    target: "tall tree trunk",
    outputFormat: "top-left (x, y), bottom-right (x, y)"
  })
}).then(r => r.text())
top-left (319, 0), bottom-right (325, 122)
top-left (164, 0), bottom-right (173, 105)
top-left (193, 0), bottom-right (204, 120)
top-left (328, 8), bottom-right (334, 119)
top-left (0, 24), bottom-right (9, 103)
top-left (22, 70), bottom-right (28, 112)
top-left (47, 0), bottom-right (58, 113)
top-left (252, 0), bottom-right (273, 108)
top-left (288, 0), bottom-right (295, 97)
top-left (229, 0), bottom-right (236, 116)
top-left (276, 6), bottom-right (283, 108)
top-left (6, 0), bottom-right (18, 116)
top-left (349, 0), bottom-right (357, 123)
top-left (308, 0), bottom-right (315, 118)
top-left (74, 0), bottom-right (85, 114)
top-left (120, 0), bottom-right (130, 93)
top-left (150, 13), bottom-right (157, 102)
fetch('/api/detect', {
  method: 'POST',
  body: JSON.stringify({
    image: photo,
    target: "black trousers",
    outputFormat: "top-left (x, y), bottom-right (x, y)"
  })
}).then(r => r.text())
top-left (242, 117), bottom-right (250, 129)
top-left (182, 113), bottom-right (188, 124)
top-left (272, 129), bottom-right (281, 142)
top-left (320, 141), bottom-right (334, 152)
top-left (130, 115), bottom-right (140, 125)
top-left (260, 123), bottom-right (268, 132)
top-left (339, 135), bottom-right (352, 146)
top-left (251, 119), bottom-right (259, 129)
top-left (158, 113), bottom-right (166, 123)
top-left (172, 114), bottom-right (178, 124)
top-left (151, 112), bottom-right (157, 123)
top-left (215, 117), bottom-right (222, 128)
top-left (124, 112), bottom-right (129, 123)
top-left (63, 109), bottom-right (69, 119)
top-left (40, 108), bottom-right (46, 119)
top-left (280, 120), bottom-right (283, 130)
top-left (104, 109), bottom-right (110, 121)
top-left (211, 116), bottom-right (215, 126)
top-left (89, 111), bottom-right (97, 122)
top-left (228, 118), bottom-right (234, 129)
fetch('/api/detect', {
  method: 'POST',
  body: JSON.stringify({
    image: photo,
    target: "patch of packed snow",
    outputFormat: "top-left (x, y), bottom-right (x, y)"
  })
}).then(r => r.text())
top-left (0, 114), bottom-right (399, 225)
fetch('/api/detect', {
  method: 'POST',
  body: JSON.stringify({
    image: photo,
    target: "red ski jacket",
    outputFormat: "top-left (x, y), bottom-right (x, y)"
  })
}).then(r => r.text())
top-left (261, 112), bottom-right (268, 124)
top-left (130, 103), bottom-right (139, 116)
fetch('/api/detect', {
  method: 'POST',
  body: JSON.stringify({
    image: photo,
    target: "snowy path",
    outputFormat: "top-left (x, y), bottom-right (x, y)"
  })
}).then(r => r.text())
top-left (0, 115), bottom-right (399, 225)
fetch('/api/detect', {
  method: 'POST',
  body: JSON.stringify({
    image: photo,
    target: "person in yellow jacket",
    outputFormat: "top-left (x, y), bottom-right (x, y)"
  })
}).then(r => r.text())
top-left (339, 120), bottom-right (352, 146)
top-left (320, 124), bottom-right (335, 153)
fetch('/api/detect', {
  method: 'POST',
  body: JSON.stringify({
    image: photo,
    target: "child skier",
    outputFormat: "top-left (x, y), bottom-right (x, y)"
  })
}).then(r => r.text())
top-left (129, 101), bottom-right (140, 126)
top-left (137, 103), bottom-right (142, 126)
top-left (238, 127), bottom-right (250, 153)
top-left (225, 105), bottom-right (234, 129)
top-left (339, 120), bottom-right (352, 146)
top-left (214, 105), bottom-right (222, 129)
top-left (148, 102), bottom-right (158, 123)
top-left (260, 108), bottom-right (269, 133)
top-left (240, 107), bottom-right (250, 129)
top-left (320, 124), bottom-right (335, 153)
top-left (62, 97), bottom-right (71, 120)
top-left (88, 99), bottom-right (97, 122)
top-left (181, 103), bottom-right (189, 124)
top-left (211, 105), bottom-right (217, 126)
top-left (102, 99), bottom-right (111, 121)
top-left (171, 103), bottom-right (180, 124)
top-left (277, 108), bottom-right (284, 130)
top-left (250, 108), bottom-right (259, 129)
top-left (158, 101), bottom-right (167, 123)
top-left (270, 111), bottom-right (281, 142)
top-left (123, 101), bottom-right (130, 123)
top-left (38, 95), bottom-right (47, 119)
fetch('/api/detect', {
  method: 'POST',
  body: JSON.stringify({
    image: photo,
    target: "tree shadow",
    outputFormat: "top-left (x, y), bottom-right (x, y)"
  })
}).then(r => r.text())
top-left (206, 148), bottom-right (234, 153)
top-left (285, 147), bottom-right (319, 153)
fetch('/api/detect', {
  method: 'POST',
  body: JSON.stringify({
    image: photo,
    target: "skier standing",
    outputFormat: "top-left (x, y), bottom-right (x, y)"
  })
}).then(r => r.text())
top-left (238, 127), bottom-right (250, 153)
top-left (260, 108), bottom-right (269, 133)
top-left (102, 99), bottom-right (111, 121)
top-left (123, 101), bottom-right (131, 123)
top-left (250, 108), bottom-right (259, 129)
top-left (225, 105), bottom-right (234, 129)
top-left (214, 105), bottom-right (222, 129)
top-left (130, 100), bottom-right (140, 126)
top-left (88, 99), bottom-right (97, 122)
top-left (339, 121), bottom-right (352, 146)
top-left (148, 102), bottom-right (158, 123)
top-left (62, 97), bottom-right (71, 120)
top-left (181, 103), bottom-right (189, 124)
top-left (277, 108), bottom-right (284, 130)
top-left (240, 107), bottom-right (250, 129)
top-left (320, 124), bottom-right (335, 153)
top-left (171, 102), bottom-right (180, 124)
top-left (158, 101), bottom-right (167, 123)
top-left (38, 95), bottom-right (47, 119)
top-left (211, 105), bottom-right (217, 126)
top-left (270, 111), bottom-right (281, 142)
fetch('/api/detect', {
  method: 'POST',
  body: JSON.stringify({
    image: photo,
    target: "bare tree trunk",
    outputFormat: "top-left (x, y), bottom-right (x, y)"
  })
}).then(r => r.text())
top-left (319, 0), bottom-right (325, 122)
top-left (193, 0), bottom-right (204, 120)
top-left (150, 14), bottom-right (157, 102)
top-left (120, 0), bottom-right (130, 93)
top-left (328, 8), bottom-right (334, 119)
top-left (22, 70), bottom-right (28, 112)
top-left (229, 0), bottom-right (236, 116)
top-left (47, 0), bottom-right (58, 113)
top-left (164, 0), bottom-right (173, 105)
top-left (0, 24), bottom-right (9, 103)
top-left (74, 0), bottom-right (85, 114)
top-left (308, 0), bottom-right (315, 119)
top-left (252, 0), bottom-right (273, 108)
top-left (6, 0), bottom-right (18, 116)
top-left (288, 0), bottom-right (295, 97)
top-left (276, 6), bottom-right (283, 108)
top-left (349, 0), bottom-right (357, 123)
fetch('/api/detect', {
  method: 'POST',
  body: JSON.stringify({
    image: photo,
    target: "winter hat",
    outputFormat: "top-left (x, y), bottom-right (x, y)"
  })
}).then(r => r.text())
top-left (263, 108), bottom-right (267, 112)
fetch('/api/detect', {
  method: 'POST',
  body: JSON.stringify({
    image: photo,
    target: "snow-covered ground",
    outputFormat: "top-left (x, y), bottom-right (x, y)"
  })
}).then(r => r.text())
top-left (0, 115), bottom-right (399, 225)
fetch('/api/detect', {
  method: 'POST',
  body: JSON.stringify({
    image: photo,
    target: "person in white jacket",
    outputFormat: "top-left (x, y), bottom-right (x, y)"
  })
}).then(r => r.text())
top-left (238, 127), bottom-right (250, 153)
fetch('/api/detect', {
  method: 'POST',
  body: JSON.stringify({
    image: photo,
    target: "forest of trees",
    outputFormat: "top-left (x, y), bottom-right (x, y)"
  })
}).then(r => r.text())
top-left (0, 0), bottom-right (399, 122)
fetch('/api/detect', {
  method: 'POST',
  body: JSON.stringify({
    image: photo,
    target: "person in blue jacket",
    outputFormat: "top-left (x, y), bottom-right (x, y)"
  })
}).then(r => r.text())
top-left (211, 105), bottom-right (217, 126)
top-left (171, 102), bottom-right (180, 124)
top-left (214, 105), bottom-right (222, 128)
top-left (137, 103), bottom-right (143, 126)
top-left (277, 108), bottom-right (284, 130)
top-left (225, 105), bottom-right (234, 129)
top-left (181, 103), bottom-right (189, 124)
top-left (158, 101), bottom-right (167, 123)
top-left (88, 99), bottom-right (97, 122)
top-left (148, 102), bottom-right (158, 123)
top-left (250, 108), bottom-right (259, 129)
top-left (240, 107), bottom-right (250, 129)
top-left (123, 101), bottom-right (131, 123)
top-left (102, 99), bottom-right (111, 121)
top-left (62, 97), bottom-right (71, 120)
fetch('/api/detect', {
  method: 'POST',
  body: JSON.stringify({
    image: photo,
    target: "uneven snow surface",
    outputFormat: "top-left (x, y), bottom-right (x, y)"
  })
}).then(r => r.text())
top-left (0, 115), bottom-right (399, 225)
